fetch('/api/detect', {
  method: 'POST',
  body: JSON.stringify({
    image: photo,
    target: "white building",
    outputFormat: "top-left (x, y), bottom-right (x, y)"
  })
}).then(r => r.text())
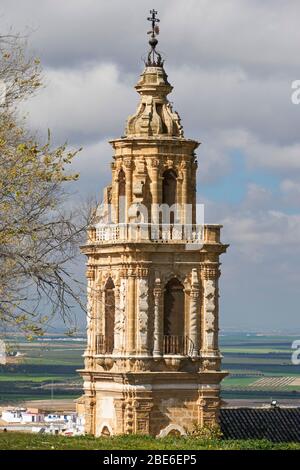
top-left (2, 408), bottom-right (25, 423)
top-left (44, 413), bottom-right (76, 423)
top-left (1, 407), bottom-right (84, 435)
top-left (1, 407), bottom-right (44, 424)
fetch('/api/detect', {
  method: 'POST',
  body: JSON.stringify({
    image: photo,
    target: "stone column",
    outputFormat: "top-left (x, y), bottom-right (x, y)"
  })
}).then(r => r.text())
top-left (190, 268), bottom-right (200, 356)
top-left (150, 159), bottom-right (159, 225)
top-left (153, 276), bottom-right (163, 356)
top-left (201, 263), bottom-right (220, 353)
top-left (192, 160), bottom-right (198, 225)
top-left (127, 268), bottom-right (136, 354)
top-left (84, 393), bottom-right (96, 435)
top-left (181, 161), bottom-right (192, 237)
top-left (86, 266), bottom-right (95, 357)
top-left (111, 162), bottom-right (119, 224)
top-left (181, 161), bottom-right (188, 224)
top-left (113, 271), bottom-right (127, 355)
top-left (124, 158), bottom-right (133, 224)
top-left (114, 398), bottom-right (125, 434)
top-left (113, 276), bottom-right (121, 354)
top-left (95, 282), bottom-right (103, 354)
top-left (98, 286), bottom-right (106, 354)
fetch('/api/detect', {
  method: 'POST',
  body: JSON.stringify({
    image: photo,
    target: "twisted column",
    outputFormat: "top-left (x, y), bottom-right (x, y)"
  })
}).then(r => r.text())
top-left (153, 276), bottom-right (163, 356)
top-left (85, 267), bottom-right (95, 357)
top-left (190, 268), bottom-right (200, 356)
top-left (127, 268), bottom-right (137, 354)
top-left (113, 277), bottom-right (121, 354)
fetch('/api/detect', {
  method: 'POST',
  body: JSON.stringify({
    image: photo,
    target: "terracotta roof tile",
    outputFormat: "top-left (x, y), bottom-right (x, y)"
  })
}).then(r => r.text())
top-left (220, 408), bottom-right (300, 442)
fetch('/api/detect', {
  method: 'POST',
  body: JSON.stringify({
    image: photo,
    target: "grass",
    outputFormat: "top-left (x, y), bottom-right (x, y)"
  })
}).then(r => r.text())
top-left (222, 377), bottom-right (258, 388)
top-left (0, 432), bottom-right (300, 450)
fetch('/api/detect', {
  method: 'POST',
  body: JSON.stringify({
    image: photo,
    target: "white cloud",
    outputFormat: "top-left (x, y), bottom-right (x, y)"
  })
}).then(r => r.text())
top-left (243, 183), bottom-right (272, 209)
top-left (280, 178), bottom-right (300, 207)
top-left (202, 128), bottom-right (300, 173)
top-left (23, 63), bottom-right (136, 145)
top-left (2, 0), bottom-right (300, 74)
top-left (223, 210), bottom-right (300, 250)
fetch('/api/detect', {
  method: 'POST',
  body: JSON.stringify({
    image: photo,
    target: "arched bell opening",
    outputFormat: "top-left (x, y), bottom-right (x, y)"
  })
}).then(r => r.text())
top-left (162, 169), bottom-right (177, 225)
top-left (163, 278), bottom-right (187, 355)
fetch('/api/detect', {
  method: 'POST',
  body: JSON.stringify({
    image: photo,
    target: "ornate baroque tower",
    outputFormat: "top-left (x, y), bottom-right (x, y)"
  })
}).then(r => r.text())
top-left (79, 11), bottom-right (228, 437)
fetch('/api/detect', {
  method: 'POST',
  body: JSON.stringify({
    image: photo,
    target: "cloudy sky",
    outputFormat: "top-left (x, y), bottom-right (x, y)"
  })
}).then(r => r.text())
top-left (2, 0), bottom-right (300, 332)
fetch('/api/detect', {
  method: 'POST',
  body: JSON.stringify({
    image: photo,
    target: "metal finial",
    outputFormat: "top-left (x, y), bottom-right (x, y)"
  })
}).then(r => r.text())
top-left (146, 9), bottom-right (163, 67)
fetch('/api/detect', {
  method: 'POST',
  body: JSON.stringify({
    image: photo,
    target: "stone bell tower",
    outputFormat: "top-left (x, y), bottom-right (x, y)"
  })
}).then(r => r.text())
top-left (79, 10), bottom-right (228, 437)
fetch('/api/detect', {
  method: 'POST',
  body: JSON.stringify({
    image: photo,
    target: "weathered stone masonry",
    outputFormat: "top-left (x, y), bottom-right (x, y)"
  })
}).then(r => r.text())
top-left (78, 17), bottom-right (228, 437)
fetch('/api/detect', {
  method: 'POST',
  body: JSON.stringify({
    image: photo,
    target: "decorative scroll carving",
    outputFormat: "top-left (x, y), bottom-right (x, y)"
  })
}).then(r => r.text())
top-left (133, 398), bottom-right (153, 434)
top-left (138, 277), bottom-right (149, 352)
top-left (197, 392), bottom-right (220, 427)
top-left (125, 66), bottom-right (184, 138)
top-left (201, 263), bottom-right (220, 281)
top-left (86, 266), bottom-right (95, 280)
top-left (151, 158), bottom-right (160, 169)
top-left (123, 158), bottom-right (133, 170)
top-left (204, 278), bottom-right (217, 349)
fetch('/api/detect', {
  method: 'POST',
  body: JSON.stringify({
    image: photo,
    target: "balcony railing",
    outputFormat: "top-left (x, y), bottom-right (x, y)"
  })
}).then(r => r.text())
top-left (95, 334), bottom-right (113, 355)
top-left (163, 335), bottom-right (194, 356)
top-left (92, 223), bottom-right (204, 244)
top-left (96, 334), bottom-right (194, 356)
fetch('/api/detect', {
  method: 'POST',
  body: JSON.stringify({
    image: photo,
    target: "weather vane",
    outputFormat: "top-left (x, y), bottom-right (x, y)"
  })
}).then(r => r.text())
top-left (146, 9), bottom-right (163, 66)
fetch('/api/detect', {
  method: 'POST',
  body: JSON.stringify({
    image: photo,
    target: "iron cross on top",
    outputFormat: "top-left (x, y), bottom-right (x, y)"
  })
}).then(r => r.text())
top-left (147, 9), bottom-right (160, 33)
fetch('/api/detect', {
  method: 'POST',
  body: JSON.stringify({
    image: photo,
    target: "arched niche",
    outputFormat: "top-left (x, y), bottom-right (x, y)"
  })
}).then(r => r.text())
top-left (104, 277), bottom-right (115, 354)
top-left (162, 169), bottom-right (177, 206)
top-left (163, 278), bottom-right (185, 354)
top-left (100, 423), bottom-right (113, 436)
top-left (164, 278), bottom-right (184, 336)
top-left (162, 169), bottom-right (177, 225)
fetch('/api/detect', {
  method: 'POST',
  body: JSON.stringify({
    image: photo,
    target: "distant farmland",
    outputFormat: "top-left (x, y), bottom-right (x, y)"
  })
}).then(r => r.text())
top-left (0, 332), bottom-right (299, 404)
top-left (0, 334), bottom-right (84, 404)
top-left (221, 333), bottom-right (300, 401)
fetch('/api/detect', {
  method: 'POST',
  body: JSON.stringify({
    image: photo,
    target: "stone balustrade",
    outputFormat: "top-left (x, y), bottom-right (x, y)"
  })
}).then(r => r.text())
top-left (88, 223), bottom-right (221, 244)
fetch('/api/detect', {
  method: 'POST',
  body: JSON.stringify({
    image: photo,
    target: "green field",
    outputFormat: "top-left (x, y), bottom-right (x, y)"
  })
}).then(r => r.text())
top-left (221, 333), bottom-right (300, 400)
top-left (0, 332), bottom-right (300, 404)
top-left (0, 432), bottom-right (299, 450)
top-left (0, 334), bottom-right (84, 404)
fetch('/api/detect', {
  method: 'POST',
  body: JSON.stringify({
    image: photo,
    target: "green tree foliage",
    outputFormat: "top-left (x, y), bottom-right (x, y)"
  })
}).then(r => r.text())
top-left (0, 34), bottom-right (86, 337)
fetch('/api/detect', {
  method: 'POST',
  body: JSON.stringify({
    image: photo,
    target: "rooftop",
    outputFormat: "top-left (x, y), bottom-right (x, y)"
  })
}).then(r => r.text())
top-left (220, 407), bottom-right (300, 442)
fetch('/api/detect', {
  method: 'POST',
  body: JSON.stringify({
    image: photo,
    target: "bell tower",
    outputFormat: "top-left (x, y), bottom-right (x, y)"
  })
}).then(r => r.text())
top-left (79, 10), bottom-right (228, 437)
